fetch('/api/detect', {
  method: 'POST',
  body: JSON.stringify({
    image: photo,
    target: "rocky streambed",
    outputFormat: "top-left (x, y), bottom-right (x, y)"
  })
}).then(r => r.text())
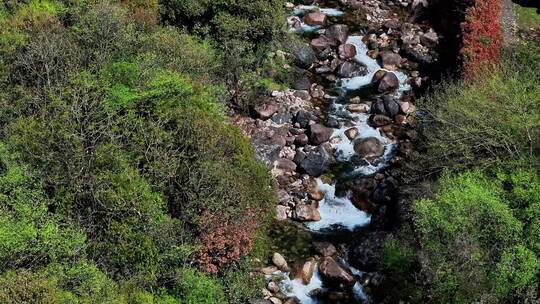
top-left (232, 0), bottom-right (441, 303)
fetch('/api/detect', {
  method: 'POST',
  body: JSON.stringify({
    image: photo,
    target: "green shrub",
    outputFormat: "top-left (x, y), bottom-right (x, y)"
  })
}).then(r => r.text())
top-left (43, 261), bottom-right (121, 303)
top-left (172, 268), bottom-right (226, 304)
top-left (0, 270), bottom-right (64, 304)
top-left (0, 0), bottom-right (280, 301)
top-left (140, 27), bottom-right (221, 83)
top-left (221, 259), bottom-right (265, 303)
top-left (414, 168), bottom-right (539, 303)
top-left (380, 237), bottom-right (422, 302)
top-left (418, 44), bottom-right (540, 171)
top-left (158, 0), bottom-right (283, 46)
top-left (0, 149), bottom-right (86, 270)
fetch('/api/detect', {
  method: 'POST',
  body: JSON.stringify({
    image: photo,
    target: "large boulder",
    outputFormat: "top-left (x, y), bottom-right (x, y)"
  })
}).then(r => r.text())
top-left (378, 51), bottom-right (401, 71)
top-left (272, 252), bottom-right (290, 272)
top-left (325, 24), bottom-right (349, 44)
top-left (252, 139), bottom-right (283, 168)
top-left (294, 203), bottom-right (320, 221)
top-left (310, 36), bottom-right (333, 53)
top-left (309, 124), bottom-right (333, 145)
top-left (354, 137), bottom-right (384, 159)
top-left (371, 99), bottom-right (387, 116)
top-left (304, 12), bottom-right (327, 26)
top-left (300, 147), bottom-right (331, 176)
top-left (349, 232), bottom-right (388, 271)
top-left (318, 257), bottom-right (355, 286)
top-left (336, 61), bottom-right (368, 78)
top-left (338, 43), bottom-right (357, 60)
top-left (383, 96), bottom-right (400, 117)
top-left (254, 102), bottom-right (278, 120)
top-left (373, 71), bottom-right (399, 93)
top-left (299, 259), bottom-right (317, 284)
top-left (294, 44), bottom-right (317, 69)
top-left (369, 114), bottom-right (393, 127)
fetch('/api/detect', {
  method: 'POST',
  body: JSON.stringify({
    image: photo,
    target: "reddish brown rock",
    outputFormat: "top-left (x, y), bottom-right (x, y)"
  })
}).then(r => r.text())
top-left (309, 124), bottom-right (333, 145)
top-left (304, 12), bottom-right (327, 26)
top-left (313, 242), bottom-right (337, 257)
top-left (310, 35), bottom-right (334, 52)
top-left (325, 24), bottom-right (349, 44)
top-left (379, 51), bottom-right (402, 71)
top-left (376, 72), bottom-right (399, 93)
top-left (318, 257), bottom-right (355, 286)
top-left (370, 114), bottom-right (393, 127)
top-left (254, 102), bottom-right (278, 120)
top-left (354, 137), bottom-right (384, 159)
top-left (338, 43), bottom-right (357, 60)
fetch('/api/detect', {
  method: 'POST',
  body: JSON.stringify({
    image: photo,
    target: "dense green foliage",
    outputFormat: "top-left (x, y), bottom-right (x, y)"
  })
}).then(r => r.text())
top-left (419, 44), bottom-right (540, 171)
top-left (0, 0), bottom-right (279, 302)
top-left (158, 0), bottom-right (288, 109)
top-left (415, 168), bottom-right (539, 303)
top-left (386, 41), bottom-right (540, 303)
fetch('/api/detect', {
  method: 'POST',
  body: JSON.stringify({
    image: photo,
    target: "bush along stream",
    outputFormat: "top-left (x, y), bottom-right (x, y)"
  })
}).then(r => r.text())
top-left (231, 0), bottom-right (442, 303)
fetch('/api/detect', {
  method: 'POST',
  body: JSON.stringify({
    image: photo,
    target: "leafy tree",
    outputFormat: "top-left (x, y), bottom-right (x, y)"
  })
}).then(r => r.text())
top-left (414, 168), bottom-right (539, 303)
top-left (172, 268), bottom-right (226, 304)
top-left (418, 44), bottom-right (540, 171)
top-left (0, 147), bottom-right (85, 270)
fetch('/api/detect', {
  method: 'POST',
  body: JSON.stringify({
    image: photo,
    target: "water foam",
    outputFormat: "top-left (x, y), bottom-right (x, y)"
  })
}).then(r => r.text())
top-left (307, 179), bottom-right (371, 232)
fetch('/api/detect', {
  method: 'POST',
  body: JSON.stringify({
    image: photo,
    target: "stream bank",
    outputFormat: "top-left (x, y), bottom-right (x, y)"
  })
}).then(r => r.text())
top-left (231, 0), bottom-right (444, 303)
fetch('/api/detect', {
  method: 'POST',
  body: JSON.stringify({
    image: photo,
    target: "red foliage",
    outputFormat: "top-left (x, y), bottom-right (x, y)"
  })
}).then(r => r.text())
top-left (460, 0), bottom-right (502, 80)
top-left (197, 209), bottom-right (259, 274)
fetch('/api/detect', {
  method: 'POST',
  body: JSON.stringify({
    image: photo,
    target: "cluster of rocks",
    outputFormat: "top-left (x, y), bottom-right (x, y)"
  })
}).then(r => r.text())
top-left (259, 244), bottom-right (364, 304)
top-left (237, 0), bottom-right (444, 302)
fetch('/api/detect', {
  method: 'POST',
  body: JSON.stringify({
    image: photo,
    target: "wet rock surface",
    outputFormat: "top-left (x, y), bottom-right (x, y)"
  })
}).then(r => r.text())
top-left (232, 0), bottom-right (442, 302)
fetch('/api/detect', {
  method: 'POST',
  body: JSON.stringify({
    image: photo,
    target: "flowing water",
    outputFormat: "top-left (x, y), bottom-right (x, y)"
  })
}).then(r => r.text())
top-left (270, 1), bottom-right (413, 303)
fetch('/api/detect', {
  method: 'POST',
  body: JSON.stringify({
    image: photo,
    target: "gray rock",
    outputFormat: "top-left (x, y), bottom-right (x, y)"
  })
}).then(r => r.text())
top-left (372, 99), bottom-right (387, 115)
top-left (272, 111), bottom-right (292, 124)
top-left (254, 102), bottom-right (278, 120)
top-left (295, 110), bottom-right (314, 128)
top-left (276, 205), bottom-right (288, 221)
top-left (383, 96), bottom-right (400, 117)
top-left (318, 257), bottom-right (355, 286)
top-left (300, 147), bottom-right (330, 176)
top-left (336, 61), bottom-right (368, 78)
top-left (272, 252), bottom-right (289, 272)
top-left (375, 71), bottom-right (399, 93)
top-left (325, 24), bottom-right (349, 45)
top-left (295, 44), bottom-right (317, 69)
top-left (354, 137), bottom-right (384, 159)
top-left (309, 124), bottom-right (333, 145)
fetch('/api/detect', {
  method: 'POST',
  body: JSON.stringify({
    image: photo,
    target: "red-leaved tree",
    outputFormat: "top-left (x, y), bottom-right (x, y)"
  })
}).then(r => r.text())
top-left (460, 0), bottom-right (502, 79)
top-left (197, 209), bottom-right (259, 274)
